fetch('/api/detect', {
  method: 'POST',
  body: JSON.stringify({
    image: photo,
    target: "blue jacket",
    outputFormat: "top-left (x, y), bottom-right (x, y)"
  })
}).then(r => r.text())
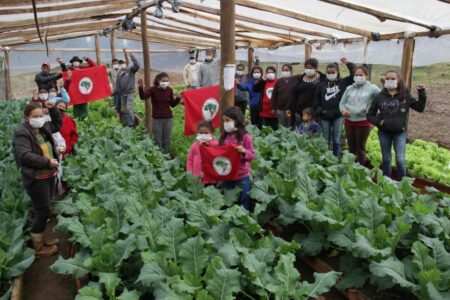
top-left (237, 79), bottom-right (261, 109)
top-left (296, 120), bottom-right (322, 137)
top-left (49, 87), bottom-right (70, 105)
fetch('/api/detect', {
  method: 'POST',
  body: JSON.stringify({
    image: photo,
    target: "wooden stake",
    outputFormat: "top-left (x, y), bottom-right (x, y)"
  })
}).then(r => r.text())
top-left (305, 43), bottom-right (312, 61)
top-left (220, 0), bottom-right (236, 117)
top-left (141, 9), bottom-right (152, 134)
top-left (94, 35), bottom-right (101, 65)
top-left (110, 29), bottom-right (116, 60)
top-left (3, 49), bottom-right (12, 100)
top-left (247, 47), bottom-right (254, 72)
top-left (400, 37), bottom-right (415, 89)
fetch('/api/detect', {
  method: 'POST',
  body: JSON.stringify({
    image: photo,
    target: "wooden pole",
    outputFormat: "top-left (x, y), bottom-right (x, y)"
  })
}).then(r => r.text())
top-left (110, 29), bottom-right (116, 60)
top-left (247, 47), bottom-right (254, 72)
top-left (3, 49), bottom-right (12, 100)
top-left (305, 43), bottom-right (312, 61)
top-left (94, 35), bottom-right (101, 65)
top-left (219, 0), bottom-right (236, 117)
top-left (400, 37), bottom-right (415, 89)
top-left (141, 9), bottom-right (152, 134)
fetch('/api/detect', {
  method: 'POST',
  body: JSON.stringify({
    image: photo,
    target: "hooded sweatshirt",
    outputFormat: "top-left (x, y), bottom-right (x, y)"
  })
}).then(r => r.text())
top-left (237, 79), bottom-right (261, 109)
top-left (367, 88), bottom-right (426, 133)
top-left (339, 81), bottom-right (381, 122)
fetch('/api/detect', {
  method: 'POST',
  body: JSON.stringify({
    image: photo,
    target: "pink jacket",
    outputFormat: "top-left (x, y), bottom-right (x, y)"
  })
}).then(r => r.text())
top-left (187, 139), bottom-right (219, 183)
top-left (222, 133), bottom-right (255, 179)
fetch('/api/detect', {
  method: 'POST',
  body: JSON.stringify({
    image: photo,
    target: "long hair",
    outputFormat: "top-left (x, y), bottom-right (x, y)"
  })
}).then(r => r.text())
top-left (153, 72), bottom-right (169, 87)
top-left (219, 107), bottom-right (247, 145)
top-left (24, 102), bottom-right (43, 117)
top-left (384, 70), bottom-right (407, 101)
top-left (326, 62), bottom-right (341, 80)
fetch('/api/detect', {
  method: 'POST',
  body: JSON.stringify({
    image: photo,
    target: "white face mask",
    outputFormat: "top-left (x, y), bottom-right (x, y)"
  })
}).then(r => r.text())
top-left (206, 55), bottom-right (213, 61)
top-left (49, 92), bottom-right (57, 99)
top-left (223, 121), bottom-right (236, 133)
top-left (160, 81), bottom-right (170, 89)
top-left (253, 73), bottom-right (261, 79)
top-left (39, 93), bottom-right (49, 101)
top-left (236, 70), bottom-right (244, 76)
top-left (73, 61), bottom-right (81, 68)
top-left (196, 133), bottom-right (213, 142)
top-left (120, 64), bottom-right (127, 69)
top-left (354, 75), bottom-right (366, 85)
top-left (327, 73), bottom-right (338, 81)
top-left (384, 79), bottom-right (398, 90)
top-left (112, 64), bottom-right (119, 70)
top-left (190, 59), bottom-right (196, 64)
top-left (29, 117), bottom-right (46, 129)
top-left (266, 73), bottom-right (276, 81)
top-left (305, 68), bottom-right (316, 77)
top-left (281, 71), bottom-right (291, 78)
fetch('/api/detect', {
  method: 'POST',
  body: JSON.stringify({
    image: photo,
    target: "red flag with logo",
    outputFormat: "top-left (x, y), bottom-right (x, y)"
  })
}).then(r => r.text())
top-left (182, 85), bottom-right (220, 136)
top-left (63, 65), bottom-right (112, 106)
top-left (200, 144), bottom-right (241, 182)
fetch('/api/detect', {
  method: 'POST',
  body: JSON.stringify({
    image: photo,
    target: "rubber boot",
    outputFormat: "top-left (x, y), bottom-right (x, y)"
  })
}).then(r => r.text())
top-left (31, 233), bottom-right (58, 257)
top-left (44, 238), bottom-right (60, 246)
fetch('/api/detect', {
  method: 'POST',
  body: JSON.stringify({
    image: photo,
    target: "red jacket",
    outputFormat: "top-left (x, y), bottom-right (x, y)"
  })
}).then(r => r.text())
top-left (59, 114), bottom-right (78, 157)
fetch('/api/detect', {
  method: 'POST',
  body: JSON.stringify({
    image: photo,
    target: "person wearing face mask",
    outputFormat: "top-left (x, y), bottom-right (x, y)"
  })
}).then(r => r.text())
top-left (37, 88), bottom-right (49, 105)
top-left (35, 61), bottom-right (63, 91)
top-left (287, 58), bottom-right (326, 128)
top-left (367, 71), bottom-right (426, 180)
top-left (12, 101), bottom-right (63, 257)
top-left (237, 66), bottom-right (263, 127)
top-left (55, 100), bottom-right (78, 158)
top-left (187, 121), bottom-right (219, 184)
top-left (116, 49), bottom-right (140, 127)
top-left (314, 57), bottom-right (355, 156)
top-left (271, 64), bottom-right (298, 127)
top-left (48, 85), bottom-right (70, 106)
top-left (340, 66), bottom-right (381, 166)
top-left (183, 56), bottom-right (201, 89)
top-left (253, 66), bottom-right (278, 130)
top-left (234, 64), bottom-right (250, 117)
top-left (138, 72), bottom-right (182, 154)
top-left (108, 59), bottom-right (122, 120)
top-left (198, 48), bottom-right (221, 88)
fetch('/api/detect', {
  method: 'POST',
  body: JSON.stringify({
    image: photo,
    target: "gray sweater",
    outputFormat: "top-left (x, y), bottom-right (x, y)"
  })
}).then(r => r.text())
top-left (116, 54), bottom-right (140, 95)
top-left (198, 58), bottom-right (220, 88)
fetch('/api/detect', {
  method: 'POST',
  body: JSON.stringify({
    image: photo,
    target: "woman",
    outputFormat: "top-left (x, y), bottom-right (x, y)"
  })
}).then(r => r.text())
top-left (367, 71), bottom-right (426, 180)
top-left (253, 66), bottom-right (278, 130)
top-left (314, 57), bottom-right (355, 156)
top-left (339, 66), bottom-right (380, 166)
top-left (13, 101), bottom-right (62, 257)
top-left (138, 73), bottom-right (181, 154)
top-left (55, 100), bottom-right (78, 157)
top-left (237, 66), bottom-right (263, 127)
top-left (271, 64), bottom-right (298, 127)
top-left (287, 58), bottom-right (326, 128)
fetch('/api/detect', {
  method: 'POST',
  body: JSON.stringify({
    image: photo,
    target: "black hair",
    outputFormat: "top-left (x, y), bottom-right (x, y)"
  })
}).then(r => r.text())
top-left (355, 65), bottom-right (370, 77)
top-left (266, 66), bottom-right (276, 73)
top-left (251, 66), bottom-right (263, 75)
top-left (305, 58), bottom-right (319, 69)
top-left (118, 60), bottom-right (125, 64)
top-left (153, 72), bottom-right (169, 87)
top-left (219, 107), bottom-right (247, 144)
top-left (384, 70), bottom-right (407, 101)
top-left (112, 59), bottom-right (118, 63)
top-left (197, 120), bottom-right (215, 133)
top-left (282, 64), bottom-right (293, 72)
top-left (24, 102), bottom-right (43, 117)
top-left (326, 62), bottom-right (341, 79)
top-left (236, 63), bottom-right (245, 69)
top-left (302, 107), bottom-right (315, 117)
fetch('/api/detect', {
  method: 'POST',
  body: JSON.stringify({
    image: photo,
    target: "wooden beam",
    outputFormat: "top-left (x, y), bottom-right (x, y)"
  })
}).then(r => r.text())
top-left (110, 29), bottom-right (116, 60)
top-left (9, 47), bottom-right (188, 53)
top-left (220, 0), bottom-right (236, 115)
top-left (235, 0), bottom-right (372, 37)
top-left (117, 31), bottom-right (215, 49)
top-left (248, 47), bottom-right (254, 72)
top-left (141, 9), bottom-right (152, 134)
top-left (0, 30), bottom-right (101, 47)
top-left (3, 49), bottom-right (12, 100)
top-left (95, 35), bottom-right (101, 65)
top-left (111, 0), bottom-right (157, 31)
top-left (305, 43), bottom-right (312, 60)
top-left (400, 37), bottom-right (415, 88)
top-left (318, 0), bottom-right (435, 30)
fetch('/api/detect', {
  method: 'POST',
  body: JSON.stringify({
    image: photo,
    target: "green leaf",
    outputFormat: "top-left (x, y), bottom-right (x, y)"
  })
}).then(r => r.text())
top-left (50, 251), bottom-right (92, 278)
top-left (241, 251), bottom-right (271, 298)
top-left (157, 218), bottom-right (187, 265)
top-left (117, 288), bottom-right (141, 300)
top-left (293, 231), bottom-right (327, 256)
top-left (369, 257), bottom-right (416, 289)
top-left (75, 286), bottom-right (103, 300)
top-left (273, 253), bottom-right (300, 295)
top-left (99, 272), bottom-right (121, 299)
top-left (205, 256), bottom-right (241, 300)
top-left (419, 235), bottom-right (450, 271)
top-left (412, 241), bottom-right (437, 271)
top-left (6, 247), bottom-right (34, 278)
top-left (137, 263), bottom-right (167, 287)
top-left (178, 236), bottom-right (209, 278)
top-left (304, 271), bottom-right (341, 298)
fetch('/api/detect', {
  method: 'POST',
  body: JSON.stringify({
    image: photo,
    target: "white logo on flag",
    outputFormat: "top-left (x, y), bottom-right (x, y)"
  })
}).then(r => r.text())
top-left (213, 156), bottom-right (232, 176)
top-left (78, 77), bottom-right (94, 95)
top-left (266, 87), bottom-right (274, 99)
top-left (202, 98), bottom-right (219, 121)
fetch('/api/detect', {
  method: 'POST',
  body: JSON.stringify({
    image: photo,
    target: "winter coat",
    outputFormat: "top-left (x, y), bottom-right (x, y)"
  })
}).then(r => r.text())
top-left (288, 72), bottom-right (327, 115)
top-left (116, 55), bottom-right (140, 95)
top-left (198, 58), bottom-right (220, 88)
top-left (183, 62), bottom-right (201, 87)
top-left (59, 113), bottom-right (78, 156)
top-left (339, 81), bottom-right (381, 122)
top-left (35, 71), bottom-right (63, 91)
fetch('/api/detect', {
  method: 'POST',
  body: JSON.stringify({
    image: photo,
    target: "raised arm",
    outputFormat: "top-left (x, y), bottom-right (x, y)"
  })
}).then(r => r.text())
top-left (129, 53), bottom-right (140, 73)
top-left (409, 86), bottom-right (427, 112)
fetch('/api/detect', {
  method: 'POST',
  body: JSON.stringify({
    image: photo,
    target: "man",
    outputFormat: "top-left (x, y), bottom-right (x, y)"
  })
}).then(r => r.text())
top-left (183, 56), bottom-right (201, 89)
top-left (35, 61), bottom-right (62, 91)
top-left (116, 49), bottom-right (140, 127)
top-left (198, 48), bottom-right (220, 88)
top-left (108, 58), bottom-right (121, 120)
top-left (234, 64), bottom-right (249, 117)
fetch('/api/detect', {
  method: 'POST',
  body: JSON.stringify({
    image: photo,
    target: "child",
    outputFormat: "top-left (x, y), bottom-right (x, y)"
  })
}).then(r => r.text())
top-left (220, 107), bottom-right (255, 210)
top-left (187, 121), bottom-right (219, 183)
top-left (55, 100), bottom-right (78, 157)
top-left (296, 107), bottom-right (322, 137)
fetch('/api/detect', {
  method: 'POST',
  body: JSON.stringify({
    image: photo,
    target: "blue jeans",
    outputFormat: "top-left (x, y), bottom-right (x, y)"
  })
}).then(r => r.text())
top-left (114, 94), bottom-right (121, 113)
top-left (378, 130), bottom-right (407, 180)
top-left (120, 94), bottom-right (134, 126)
top-left (321, 117), bottom-right (344, 156)
top-left (223, 176), bottom-right (250, 210)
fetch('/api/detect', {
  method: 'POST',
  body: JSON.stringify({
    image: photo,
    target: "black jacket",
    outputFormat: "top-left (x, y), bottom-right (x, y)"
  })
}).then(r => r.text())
top-left (366, 88), bottom-right (427, 133)
top-left (287, 72), bottom-right (327, 115)
top-left (35, 71), bottom-right (63, 91)
top-left (13, 106), bottom-right (62, 188)
top-left (314, 63), bottom-right (356, 120)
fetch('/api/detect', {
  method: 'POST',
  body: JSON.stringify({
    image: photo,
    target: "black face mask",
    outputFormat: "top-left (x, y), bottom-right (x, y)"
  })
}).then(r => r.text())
top-left (58, 108), bottom-right (67, 114)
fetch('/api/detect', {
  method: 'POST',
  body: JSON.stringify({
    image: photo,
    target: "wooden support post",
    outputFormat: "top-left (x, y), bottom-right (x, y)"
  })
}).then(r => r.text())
top-left (94, 35), bottom-right (101, 65)
top-left (400, 37), bottom-right (415, 89)
top-left (305, 43), bottom-right (312, 61)
top-left (110, 29), bottom-right (116, 60)
top-left (247, 47), bottom-right (254, 72)
top-left (219, 0), bottom-right (236, 117)
top-left (3, 49), bottom-right (12, 100)
top-left (141, 9), bottom-right (152, 134)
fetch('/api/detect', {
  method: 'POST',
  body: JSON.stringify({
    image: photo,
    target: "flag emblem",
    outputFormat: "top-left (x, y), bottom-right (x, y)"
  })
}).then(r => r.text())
top-left (78, 77), bottom-right (94, 95)
top-left (213, 156), bottom-right (232, 176)
top-left (266, 87), bottom-right (274, 99)
top-left (202, 98), bottom-right (219, 121)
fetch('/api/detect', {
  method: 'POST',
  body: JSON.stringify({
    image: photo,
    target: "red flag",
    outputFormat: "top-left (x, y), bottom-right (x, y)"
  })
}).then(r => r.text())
top-left (200, 144), bottom-right (241, 182)
top-left (183, 85), bottom-right (220, 136)
top-left (63, 66), bottom-right (111, 106)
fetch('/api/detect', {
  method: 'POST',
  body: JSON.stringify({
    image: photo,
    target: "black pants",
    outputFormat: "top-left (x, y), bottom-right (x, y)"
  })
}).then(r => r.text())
top-left (235, 101), bottom-right (248, 118)
top-left (25, 177), bottom-right (55, 234)
top-left (250, 108), bottom-right (261, 128)
top-left (345, 125), bottom-right (372, 165)
top-left (261, 117), bottom-right (279, 130)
